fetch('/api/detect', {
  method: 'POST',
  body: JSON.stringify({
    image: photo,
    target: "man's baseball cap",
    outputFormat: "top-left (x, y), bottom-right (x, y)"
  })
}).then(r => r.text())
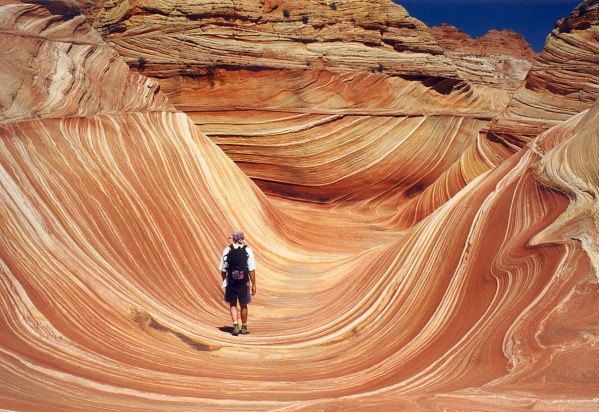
top-left (230, 230), bottom-right (244, 242)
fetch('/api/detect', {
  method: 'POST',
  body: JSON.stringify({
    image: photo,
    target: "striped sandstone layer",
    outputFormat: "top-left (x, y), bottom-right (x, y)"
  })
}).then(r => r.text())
top-left (1, 1), bottom-right (598, 411)
top-left (431, 24), bottom-right (536, 60)
top-left (485, 0), bottom-right (599, 149)
top-left (431, 24), bottom-right (534, 92)
top-left (93, 0), bottom-right (537, 224)
top-left (94, 0), bottom-right (457, 78)
top-left (402, 0), bottom-right (599, 228)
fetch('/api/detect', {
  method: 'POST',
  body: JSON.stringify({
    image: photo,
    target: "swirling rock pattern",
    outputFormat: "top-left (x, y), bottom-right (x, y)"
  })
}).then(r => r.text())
top-left (486, 0), bottom-right (599, 149)
top-left (1, 1), bottom-right (598, 411)
top-left (0, 1), bottom-right (173, 122)
top-left (95, 0), bottom-right (456, 78)
top-left (93, 0), bottom-right (533, 215)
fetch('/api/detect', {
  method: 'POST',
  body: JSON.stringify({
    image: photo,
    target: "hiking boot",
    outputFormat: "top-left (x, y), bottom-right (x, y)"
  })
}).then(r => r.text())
top-left (232, 324), bottom-right (240, 336)
top-left (241, 325), bottom-right (248, 335)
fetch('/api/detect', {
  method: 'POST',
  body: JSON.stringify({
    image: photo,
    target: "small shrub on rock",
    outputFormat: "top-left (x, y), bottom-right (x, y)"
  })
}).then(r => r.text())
top-left (137, 57), bottom-right (147, 70)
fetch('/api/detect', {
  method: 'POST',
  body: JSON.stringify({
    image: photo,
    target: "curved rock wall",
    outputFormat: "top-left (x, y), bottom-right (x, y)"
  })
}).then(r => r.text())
top-left (486, 0), bottom-right (599, 149)
top-left (91, 0), bottom-right (530, 219)
top-left (0, 1), bottom-right (173, 122)
top-left (1, 0), bottom-right (598, 410)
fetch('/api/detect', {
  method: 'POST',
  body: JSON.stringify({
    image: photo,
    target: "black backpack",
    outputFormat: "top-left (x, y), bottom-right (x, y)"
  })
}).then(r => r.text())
top-left (226, 245), bottom-right (249, 285)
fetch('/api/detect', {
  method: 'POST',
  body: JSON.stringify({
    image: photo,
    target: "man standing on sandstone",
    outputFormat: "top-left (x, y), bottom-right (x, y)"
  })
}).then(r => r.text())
top-left (220, 230), bottom-right (256, 336)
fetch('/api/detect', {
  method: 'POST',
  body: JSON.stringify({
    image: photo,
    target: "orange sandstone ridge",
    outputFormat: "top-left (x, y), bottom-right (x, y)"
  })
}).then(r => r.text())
top-left (1, 0), bottom-right (598, 411)
top-left (93, 0), bottom-right (536, 211)
top-left (430, 24), bottom-right (535, 92)
top-left (484, 0), bottom-right (599, 155)
top-left (94, 0), bottom-right (452, 77)
top-left (431, 24), bottom-right (536, 60)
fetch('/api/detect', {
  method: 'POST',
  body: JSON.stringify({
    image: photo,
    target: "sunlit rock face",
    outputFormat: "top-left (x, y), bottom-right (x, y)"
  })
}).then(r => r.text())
top-left (93, 0), bottom-right (523, 222)
top-left (94, 0), bottom-right (455, 78)
top-left (0, 0), bottom-right (172, 122)
top-left (431, 24), bottom-right (534, 93)
top-left (1, 0), bottom-right (598, 411)
top-left (485, 0), bottom-right (599, 150)
top-left (432, 24), bottom-right (536, 60)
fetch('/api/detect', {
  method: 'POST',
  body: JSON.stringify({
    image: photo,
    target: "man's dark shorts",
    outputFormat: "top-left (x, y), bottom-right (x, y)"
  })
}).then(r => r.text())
top-left (224, 283), bottom-right (251, 305)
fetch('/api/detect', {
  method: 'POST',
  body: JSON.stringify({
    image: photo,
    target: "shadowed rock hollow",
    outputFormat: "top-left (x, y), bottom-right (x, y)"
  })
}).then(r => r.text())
top-left (1, 0), bottom-right (598, 410)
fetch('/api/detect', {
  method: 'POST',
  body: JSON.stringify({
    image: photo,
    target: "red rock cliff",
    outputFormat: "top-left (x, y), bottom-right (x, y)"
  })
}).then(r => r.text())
top-left (432, 24), bottom-right (536, 60)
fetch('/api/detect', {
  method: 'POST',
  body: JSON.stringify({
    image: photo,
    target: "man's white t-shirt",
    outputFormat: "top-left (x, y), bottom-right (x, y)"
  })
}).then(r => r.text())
top-left (219, 243), bottom-right (256, 272)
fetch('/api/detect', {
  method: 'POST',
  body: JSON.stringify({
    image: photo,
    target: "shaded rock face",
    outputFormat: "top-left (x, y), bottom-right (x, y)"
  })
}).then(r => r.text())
top-left (74, 0), bottom-right (107, 24)
top-left (1, 1), bottom-right (598, 411)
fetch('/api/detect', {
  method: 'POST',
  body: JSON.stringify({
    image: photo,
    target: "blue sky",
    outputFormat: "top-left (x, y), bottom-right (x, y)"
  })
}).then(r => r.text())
top-left (394, 0), bottom-right (582, 52)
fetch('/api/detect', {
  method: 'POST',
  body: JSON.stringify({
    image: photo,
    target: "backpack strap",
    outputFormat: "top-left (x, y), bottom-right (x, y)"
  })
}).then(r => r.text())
top-left (242, 245), bottom-right (248, 272)
top-left (225, 245), bottom-right (234, 274)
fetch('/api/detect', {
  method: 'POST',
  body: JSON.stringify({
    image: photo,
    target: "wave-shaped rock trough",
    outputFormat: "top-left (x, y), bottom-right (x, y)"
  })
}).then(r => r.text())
top-left (1, 0), bottom-right (598, 410)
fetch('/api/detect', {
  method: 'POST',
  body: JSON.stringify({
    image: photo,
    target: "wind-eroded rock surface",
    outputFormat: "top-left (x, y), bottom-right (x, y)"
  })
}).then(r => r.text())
top-left (1, 0), bottom-right (598, 410)
top-left (486, 0), bottom-right (599, 149)
top-left (431, 24), bottom-right (536, 60)
top-left (0, 1), bottom-right (172, 122)
top-left (95, 0), bottom-right (455, 77)
top-left (431, 24), bottom-right (534, 93)
top-left (94, 0), bottom-right (535, 220)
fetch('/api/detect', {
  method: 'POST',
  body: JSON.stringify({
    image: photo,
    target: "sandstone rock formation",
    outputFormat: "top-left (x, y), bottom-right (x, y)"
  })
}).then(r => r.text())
top-left (1, 0), bottom-right (598, 411)
top-left (431, 24), bottom-right (534, 94)
top-left (407, 0), bottom-right (599, 228)
top-left (0, 0), bottom-right (172, 122)
top-left (485, 0), bottom-right (599, 150)
top-left (94, 0), bottom-right (455, 78)
top-left (432, 24), bottom-right (536, 60)
top-left (93, 0), bottom-right (523, 220)
top-left (75, 0), bottom-right (107, 24)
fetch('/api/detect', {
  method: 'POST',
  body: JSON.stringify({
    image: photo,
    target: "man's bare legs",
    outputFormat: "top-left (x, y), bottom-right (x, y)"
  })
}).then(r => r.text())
top-left (229, 304), bottom-right (248, 335)
top-left (229, 304), bottom-right (248, 324)
top-left (229, 304), bottom-right (240, 336)
top-left (229, 304), bottom-right (238, 324)
top-left (240, 304), bottom-right (248, 324)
